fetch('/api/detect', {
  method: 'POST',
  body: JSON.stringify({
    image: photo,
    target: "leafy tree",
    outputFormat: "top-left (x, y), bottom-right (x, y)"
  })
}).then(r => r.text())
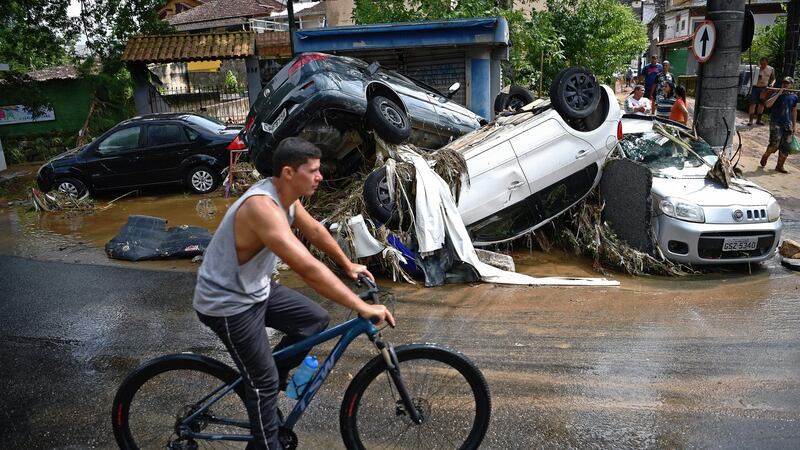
top-left (746, 16), bottom-right (788, 79)
top-left (78, 0), bottom-right (173, 72)
top-left (544, 0), bottom-right (647, 83)
top-left (0, 0), bottom-right (78, 72)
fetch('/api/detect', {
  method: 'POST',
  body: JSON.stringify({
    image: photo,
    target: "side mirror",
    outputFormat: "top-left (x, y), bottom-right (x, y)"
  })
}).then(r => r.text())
top-left (447, 82), bottom-right (461, 99)
top-left (367, 61), bottom-right (380, 75)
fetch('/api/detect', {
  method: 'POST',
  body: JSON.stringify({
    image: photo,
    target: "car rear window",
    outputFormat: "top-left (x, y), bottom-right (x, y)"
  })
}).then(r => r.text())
top-left (98, 127), bottom-right (141, 155)
top-left (185, 114), bottom-right (227, 132)
top-left (147, 124), bottom-right (184, 146)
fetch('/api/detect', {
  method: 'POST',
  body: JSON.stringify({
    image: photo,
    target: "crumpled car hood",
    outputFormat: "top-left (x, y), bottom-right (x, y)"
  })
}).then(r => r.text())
top-left (651, 175), bottom-right (775, 207)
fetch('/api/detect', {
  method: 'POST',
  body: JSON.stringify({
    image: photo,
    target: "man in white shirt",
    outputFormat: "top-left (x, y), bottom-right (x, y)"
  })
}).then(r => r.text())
top-left (624, 85), bottom-right (651, 115)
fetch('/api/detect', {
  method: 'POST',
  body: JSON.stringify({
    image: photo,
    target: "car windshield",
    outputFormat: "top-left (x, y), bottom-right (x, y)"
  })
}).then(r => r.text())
top-left (185, 114), bottom-right (227, 132)
top-left (620, 131), bottom-right (718, 175)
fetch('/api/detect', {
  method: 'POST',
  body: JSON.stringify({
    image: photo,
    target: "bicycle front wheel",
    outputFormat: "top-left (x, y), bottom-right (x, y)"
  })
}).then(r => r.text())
top-left (340, 344), bottom-right (491, 450)
top-left (112, 353), bottom-right (249, 449)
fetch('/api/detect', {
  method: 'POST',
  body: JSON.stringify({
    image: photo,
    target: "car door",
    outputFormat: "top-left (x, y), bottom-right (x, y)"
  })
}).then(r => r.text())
top-left (510, 117), bottom-right (598, 221)
top-left (457, 139), bottom-right (532, 227)
top-left (140, 123), bottom-right (190, 184)
top-left (88, 126), bottom-right (144, 189)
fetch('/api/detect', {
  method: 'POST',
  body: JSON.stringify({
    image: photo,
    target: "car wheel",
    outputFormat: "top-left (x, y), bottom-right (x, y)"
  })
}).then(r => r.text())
top-left (55, 177), bottom-right (87, 197)
top-left (549, 67), bottom-right (601, 120)
top-left (366, 96), bottom-right (411, 144)
top-left (187, 165), bottom-right (220, 194)
top-left (495, 85), bottom-right (535, 114)
top-left (363, 167), bottom-right (411, 229)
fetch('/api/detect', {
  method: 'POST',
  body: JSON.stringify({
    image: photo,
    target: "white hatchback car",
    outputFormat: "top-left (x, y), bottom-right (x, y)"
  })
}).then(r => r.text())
top-left (364, 67), bottom-right (622, 246)
top-left (619, 115), bottom-right (782, 264)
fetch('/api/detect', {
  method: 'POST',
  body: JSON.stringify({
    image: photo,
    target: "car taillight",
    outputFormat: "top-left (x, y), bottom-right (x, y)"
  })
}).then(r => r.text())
top-left (244, 115), bottom-right (255, 131)
top-left (227, 135), bottom-right (247, 150)
top-left (288, 53), bottom-right (328, 76)
top-left (617, 121), bottom-right (623, 140)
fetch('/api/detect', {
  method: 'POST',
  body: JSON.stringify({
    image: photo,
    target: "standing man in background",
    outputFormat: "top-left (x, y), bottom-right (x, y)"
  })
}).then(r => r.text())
top-left (749, 57), bottom-right (776, 126)
top-left (641, 55), bottom-right (663, 104)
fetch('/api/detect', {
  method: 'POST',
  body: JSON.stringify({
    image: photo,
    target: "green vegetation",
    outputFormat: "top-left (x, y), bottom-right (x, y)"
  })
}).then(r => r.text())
top-left (746, 16), bottom-right (790, 80)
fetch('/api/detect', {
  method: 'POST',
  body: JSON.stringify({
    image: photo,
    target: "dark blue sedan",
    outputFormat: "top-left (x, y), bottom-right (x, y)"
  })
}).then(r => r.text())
top-left (37, 113), bottom-right (241, 196)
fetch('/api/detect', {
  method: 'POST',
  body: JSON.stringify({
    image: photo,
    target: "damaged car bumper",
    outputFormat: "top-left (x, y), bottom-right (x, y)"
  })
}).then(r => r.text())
top-left (655, 211), bottom-right (782, 264)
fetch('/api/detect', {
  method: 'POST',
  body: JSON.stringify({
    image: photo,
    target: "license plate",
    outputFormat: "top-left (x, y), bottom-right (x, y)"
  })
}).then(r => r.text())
top-left (261, 108), bottom-right (287, 134)
top-left (722, 237), bottom-right (758, 252)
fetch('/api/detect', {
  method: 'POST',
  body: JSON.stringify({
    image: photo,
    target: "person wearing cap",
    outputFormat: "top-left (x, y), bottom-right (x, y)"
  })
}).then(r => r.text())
top-left (624, 84), bottom-right (651, 115)
top-left (760, 76), bottom-right (798, 173)
top-left (640, 55), bottom-right (663, 104)
top-left (749, 57), bottom-right (776, 126)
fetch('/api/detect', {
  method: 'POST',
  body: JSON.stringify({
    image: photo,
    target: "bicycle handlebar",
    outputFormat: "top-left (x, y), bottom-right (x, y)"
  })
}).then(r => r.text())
top-left (356, 273), bottom-right (380, 304)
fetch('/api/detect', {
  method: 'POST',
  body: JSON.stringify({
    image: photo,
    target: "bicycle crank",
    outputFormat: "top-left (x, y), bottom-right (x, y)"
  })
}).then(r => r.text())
top-left (279, 426), bottom-right (298, 450)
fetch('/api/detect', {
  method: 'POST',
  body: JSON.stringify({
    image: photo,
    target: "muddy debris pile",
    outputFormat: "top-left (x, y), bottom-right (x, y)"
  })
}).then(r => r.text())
top-left (29, 188), bottom-right (94, 213)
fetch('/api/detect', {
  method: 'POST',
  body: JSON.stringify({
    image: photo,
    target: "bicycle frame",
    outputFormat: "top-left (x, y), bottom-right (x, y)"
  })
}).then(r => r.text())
top-left (181, 315), bottom-right (381, 442)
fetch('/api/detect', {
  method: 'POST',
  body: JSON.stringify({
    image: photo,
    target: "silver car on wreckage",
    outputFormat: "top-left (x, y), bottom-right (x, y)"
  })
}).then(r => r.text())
top-left (619, 115), bottom-right (782, 264)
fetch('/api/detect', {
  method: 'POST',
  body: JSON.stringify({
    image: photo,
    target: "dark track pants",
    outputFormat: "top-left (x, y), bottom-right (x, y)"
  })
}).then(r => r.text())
top-left (197, 282), bottom-right (330, 450)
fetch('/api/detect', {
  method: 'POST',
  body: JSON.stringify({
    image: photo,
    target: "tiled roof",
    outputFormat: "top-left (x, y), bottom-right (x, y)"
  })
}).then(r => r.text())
top-left (255, 31), bottom-right (291, 58)
top-left (27, 65), bottom-right (81, 81)
top-left (167, 0), bottom-right (279, 26)
top-left (295, 2), bottom-right (325, 17)
top-left (122, 32), bottom-right (256, 63)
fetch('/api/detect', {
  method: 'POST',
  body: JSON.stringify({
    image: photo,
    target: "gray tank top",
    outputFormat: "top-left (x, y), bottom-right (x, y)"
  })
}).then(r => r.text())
top-left (193, 178), bottom-right (295, 317)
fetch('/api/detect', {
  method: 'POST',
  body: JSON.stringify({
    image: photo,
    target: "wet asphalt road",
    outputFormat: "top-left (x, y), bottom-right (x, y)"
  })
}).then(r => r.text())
top-left (1, 254), bottom-right (799, 449)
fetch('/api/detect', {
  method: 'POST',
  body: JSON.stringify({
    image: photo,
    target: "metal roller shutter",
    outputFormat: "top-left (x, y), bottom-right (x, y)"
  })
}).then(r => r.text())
top-left (405, 50), bottom-right (467, 106)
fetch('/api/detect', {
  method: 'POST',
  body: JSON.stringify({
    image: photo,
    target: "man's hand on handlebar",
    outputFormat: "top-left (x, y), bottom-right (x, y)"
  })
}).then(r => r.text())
top-left (358, 303), bottom-right (396, 328)
top-left (345, 262), bottom-right (374, 283)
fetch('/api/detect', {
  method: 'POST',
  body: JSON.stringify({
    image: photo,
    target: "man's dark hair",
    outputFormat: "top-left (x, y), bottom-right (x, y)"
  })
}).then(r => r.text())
top-left (271, 137), bottom-right (322, 176)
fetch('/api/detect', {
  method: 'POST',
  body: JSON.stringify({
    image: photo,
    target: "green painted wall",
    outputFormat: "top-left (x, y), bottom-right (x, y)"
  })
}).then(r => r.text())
top-left (0, 78), bottom-right (93, 138)
top-left (668, 47), bottom-right (689, 77)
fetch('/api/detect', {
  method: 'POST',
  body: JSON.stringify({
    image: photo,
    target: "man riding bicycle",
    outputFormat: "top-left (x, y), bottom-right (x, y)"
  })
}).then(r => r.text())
top-left (193, 136), bottom-right (395, 450)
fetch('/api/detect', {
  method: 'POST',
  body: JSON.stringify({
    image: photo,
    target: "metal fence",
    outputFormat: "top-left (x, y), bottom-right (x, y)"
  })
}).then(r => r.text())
top-left (148, 85), bottom-right (250, 124)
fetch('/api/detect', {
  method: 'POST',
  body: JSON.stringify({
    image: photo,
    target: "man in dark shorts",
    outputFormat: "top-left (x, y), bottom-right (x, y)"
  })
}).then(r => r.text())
top-left (760, 77), bottom-right (798, 173)
top-left (194, 137), bottom-right (395, 449)
top-left (749, 57), bottom-right (775, 126)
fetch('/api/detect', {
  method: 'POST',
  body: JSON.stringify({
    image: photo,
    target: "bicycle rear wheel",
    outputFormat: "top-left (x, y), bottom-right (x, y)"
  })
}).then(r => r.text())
top-left (112, 353), bottom-right (249, 449)
top-left (340, 344), bottom-right (491, 450)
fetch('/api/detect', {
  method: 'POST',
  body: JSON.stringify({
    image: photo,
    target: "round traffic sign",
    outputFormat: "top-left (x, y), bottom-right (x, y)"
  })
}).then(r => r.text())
top-left (692, 20), bottom-right (716, 63)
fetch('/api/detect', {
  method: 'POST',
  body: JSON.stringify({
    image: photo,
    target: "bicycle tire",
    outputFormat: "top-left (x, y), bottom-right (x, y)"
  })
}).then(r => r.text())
top-left (339, 344), bottom-right (491, 450)
top-left (112, 353), bottom-right (248, 450)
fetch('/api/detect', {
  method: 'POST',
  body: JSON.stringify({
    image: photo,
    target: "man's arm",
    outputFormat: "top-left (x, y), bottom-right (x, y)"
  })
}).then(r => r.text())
top-left (792, 102), bottom-right (797, 132)
top-left (291, 201), bottom-right (371, 280)
top-left (239, 197), bottom-right (394, 326)
top-left (765, 89), bottom-right (783, 108)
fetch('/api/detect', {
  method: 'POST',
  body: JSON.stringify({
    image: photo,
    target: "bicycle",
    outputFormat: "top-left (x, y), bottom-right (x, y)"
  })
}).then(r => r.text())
top-left (111, 276), bottom-right (492, 449)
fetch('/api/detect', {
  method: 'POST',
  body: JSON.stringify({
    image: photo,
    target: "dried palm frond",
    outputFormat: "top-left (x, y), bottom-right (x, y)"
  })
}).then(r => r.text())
top-left (29, 188), bottom-right (94, 213)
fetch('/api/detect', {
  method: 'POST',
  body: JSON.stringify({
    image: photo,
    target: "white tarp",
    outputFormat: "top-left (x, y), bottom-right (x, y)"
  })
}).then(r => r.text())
top-left (400, 150), bottom-right (620, 287)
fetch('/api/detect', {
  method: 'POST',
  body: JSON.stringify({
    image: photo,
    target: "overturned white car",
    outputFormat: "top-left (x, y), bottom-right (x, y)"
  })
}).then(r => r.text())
top-left (363, 67), bottom-right (622, 246)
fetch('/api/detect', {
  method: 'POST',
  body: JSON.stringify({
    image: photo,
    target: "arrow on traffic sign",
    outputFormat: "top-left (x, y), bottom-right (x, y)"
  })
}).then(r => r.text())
top-left (700, 28), bottom-right (709, 57)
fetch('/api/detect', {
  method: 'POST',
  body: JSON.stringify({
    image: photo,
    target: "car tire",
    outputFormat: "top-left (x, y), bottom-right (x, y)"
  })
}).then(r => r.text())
top-left (495, 85), bottom-right (535, 114)
top-left (365, 96), bottom-right (411, 144)
top-left (55, 177), bottom-right (87, 197)
top-left (186, 165), bottom-right (220, 194)
top-left (549, 67), bottom-right (601, 120)
top-left (363, 167), bottom-right (411, 229)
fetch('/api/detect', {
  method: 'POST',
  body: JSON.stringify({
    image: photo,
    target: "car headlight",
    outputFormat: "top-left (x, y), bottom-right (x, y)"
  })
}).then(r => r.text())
top-left (659, 197), bottom-right (705, 223)
top-left (767, 197), bottom-right (781, 222)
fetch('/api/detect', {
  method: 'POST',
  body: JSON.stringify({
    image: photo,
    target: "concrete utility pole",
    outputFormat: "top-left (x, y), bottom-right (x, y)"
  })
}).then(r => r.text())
top-left (784, 0), bottom-right (800, 80)
top-left (695, 0), bottom-right (745, 155)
